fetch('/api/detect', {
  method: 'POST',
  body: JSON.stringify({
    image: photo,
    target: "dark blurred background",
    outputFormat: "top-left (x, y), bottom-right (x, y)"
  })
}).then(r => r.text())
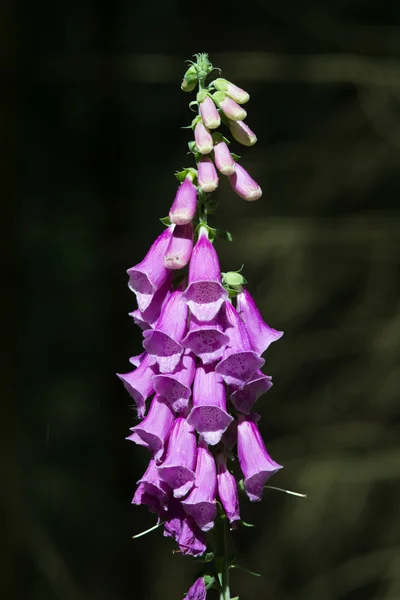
top-left (2, 1), bottom-right (400, 599)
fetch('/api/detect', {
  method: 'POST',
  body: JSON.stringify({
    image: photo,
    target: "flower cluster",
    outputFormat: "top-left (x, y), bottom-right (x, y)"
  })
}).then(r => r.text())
top-left (119, 53), bottom-right (283, 598)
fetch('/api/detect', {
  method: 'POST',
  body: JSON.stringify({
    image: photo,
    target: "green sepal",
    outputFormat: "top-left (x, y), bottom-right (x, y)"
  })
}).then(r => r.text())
top-left (191, 115), bottom-right (202, 129)
top-left (238, 478), bottom-right (246, 493)
top-left (181, 65), bottom-right (197, 92)
top-left (188, 141), bottom-right (197, 153)
top-left (216, 229), bottom-right (233, 242)
top-left (213, 78), bottom-right (230, 93)
top-left (211, 132), bottom-right (231, 145)
top-left (230, 564), bottom-right (261, 578)
top-left (222, 271), bottom-right (246, 286)
top-left (196, 90), bottom-right (208, 103)
top-left (231, 152), bottom-right (241, 161)
top-left (212, 91), bottom-right (226, 105)
top-left (240, 520), bottom-right (255, 528)
top-left (160, 216), bottom-right (171, 226)
top-left (175, 167), bottom-right (197, 183)
top-left (204, 574), bottom-right (216, 589)
top-left (189, 100), bottom-right (199, 112)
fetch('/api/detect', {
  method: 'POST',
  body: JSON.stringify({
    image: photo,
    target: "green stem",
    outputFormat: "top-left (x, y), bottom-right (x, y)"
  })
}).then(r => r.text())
top-left (215, 516), bottom-right (231, 600)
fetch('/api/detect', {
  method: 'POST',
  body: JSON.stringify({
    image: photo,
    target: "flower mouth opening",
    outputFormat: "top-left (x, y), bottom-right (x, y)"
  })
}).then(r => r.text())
top-left (128, 270), bottom-right (153, 295)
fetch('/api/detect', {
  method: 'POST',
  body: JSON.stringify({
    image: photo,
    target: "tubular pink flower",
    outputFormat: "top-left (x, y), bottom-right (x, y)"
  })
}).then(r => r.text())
top-left (214, 78), bottom-right (250, 104)
top-left (152, 351), bottom-right (196, 413)
top-left (163, 498), bottom-right (207, 557)
top-left (236, 288), bottom-right (283, 354)
top-left (127, 226), bottom-right (174, 312)
top-left (126, 394), bottom-right (175, 463)
top-left (182, 441), bottom-right (217, 531)
top-left (237, 415), bottom-right (283, 502)
top-left (187, 362), bottom-right (233, 446)
top-left (230, 370), bottom-right (273, 414)
top-left (182, 226), bottom-right (228, 321)
top-left (169, 176), bottom-right (198, 226)
top-left (164, 222), bottom-right (193, 270)
top-left (185, 577), bottom-right (207, 600)
top-left (158, 417), bottom-right (197, 498)
top-left (117, 353), bottom-right (158, 418)
top-left (229, 120), bottom-right (257, 146)
top-left (129, 272), bottom-right (173, 330)
top-left (182, 313), bottom-right (229, 364)
top-left (216, 453), bottom-right (240, 525)
top-left (194, 122), bottom-right (213, 154)
top-left (213, 141), bottom-right (235, 176)
top-left (132, 458), bottom-right (170, 514)
top-left (229, 163), bottom-right (262, 201)
top-left (199, 95), bottom-right (220, 129)
top-left (213, 92), bottom-right (247, 121)
top-left (197, 157), bottom-right (219, 193)
top-left (216, 301), bottom-right (264, 387)
top-left (142, 290), bottom-right (188, 373)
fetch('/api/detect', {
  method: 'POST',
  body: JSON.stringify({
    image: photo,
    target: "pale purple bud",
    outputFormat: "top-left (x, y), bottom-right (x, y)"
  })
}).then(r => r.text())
top-left (213, 141), bottom-right (235, 176)
top-left (182, 313), bottom-right (229, 364)
top-left (185, 577), bottom-right (207, 600)
top-left (182, 226), bottom-right (228, 321)
top-left (214, 78), bottom-right (250, 104)
top-left (169, 176), bottom-right (198, 226)
top-left (127, 226), bottom-right (173, 312)
top-left (187, 362), bottom-right (233, 446)
top-left (229, 163), bottom-right (262, 201)
top-left (237, 415), bottom-right (283, 502)
top-left (213, 92), bottom-right (247, 121)
top-left (194, 122), bottom-right (213, 154)
top-left (143, 290), bottom-right (188, 373)
top-left (216, 301), bottom-right (264, 387)
top-left (216, 453), bottom-right (240, 525)
top-left (229, 120), bottom-right (257, 146)
top-left (132, 458), bottom-right (170, 514)
top-left (126, 394), bottom-right (175, 463)
top-left (199, 96), bottom-right (221, 129)
top-left (158, 417), bottom-right (197, 498)
top-left (117, 353), bottom-right (158, 418)
top-left (182, 442), bottom-right (217, 531)
top-left (164, 222), bottom-right (193, 270)
top-left (129, 272), bottom-right (173, 330)
top-left (152, 351), bottom-right (196, 413)
top-left (197, 157), bottom-right (219, 193)
top-left (236, 289), bottom-right (283, 355)
top-left (230, 370), bottom-right (273, 414)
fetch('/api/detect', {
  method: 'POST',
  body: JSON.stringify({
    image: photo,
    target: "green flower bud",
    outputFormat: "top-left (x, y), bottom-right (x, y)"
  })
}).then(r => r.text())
top-left (181, 65), bottom-right (197, 92)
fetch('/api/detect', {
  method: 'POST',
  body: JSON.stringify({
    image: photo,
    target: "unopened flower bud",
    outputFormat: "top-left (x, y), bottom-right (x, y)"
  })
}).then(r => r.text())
top-left (229, 163), bottom-right (262, 201)
top-left (198, 157), bottom-right (219, 193)
top-left (164, 222), bottom-right (194, 270)
top-left (212, 92), bottom-right (247, 121)
top-left (194, 122), bottom-right (213, 154)
top-left (199, 96), bottom-right (220, 130)
top-left (181, 65), bottom-right (197, 92)
top-left (213, 141), bottom-right (235, 175)
top-left (213, 78), bottom-right (250, 104)
top-left (169, 176), bottom-right (197, 225)
top-left (229, 120), bottom-right (257, 146)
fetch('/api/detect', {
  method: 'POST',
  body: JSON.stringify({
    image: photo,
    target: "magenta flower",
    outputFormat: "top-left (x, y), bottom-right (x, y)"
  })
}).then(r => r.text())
top-left (178, 517), bottom-right (207, 557)
top-left (199, 95), bottom-right (220, 130)
top-left (194, 121), bottom-right (213, 154)
top-left (216, 453), bottom-right (240, 525)
top-left (213, 78), bottom-right (250, 104)
top-left (237, 415), bottom-right (282, 502)
top-left (213, 91), bottom-right (247, 121)
top-left (187, 362), bottom-right (233, 445)
top-left (169, 176), bottom-right (198, 226)
top-left (164, 222), bottom-right (193, 270)
top-left (182, 442), bottom-right (217, 531)
top-left (230, 370), bottom-right (273, 414)
top-left (142, 290), bottom-right (188, 373)
top-left (158, 417), bottom-right (197, 498)
top-left (229, 120), bottom-right (257, 147)
top-left (184, 577), bottom-right (207, 600)
top-left (229, 163), bottom-right (262, 201)
top-left (236, 288), bottom-right (283, 354)
top-left (182, 226), bottom-right (228, 321)
top-left (132, 458), bottom-right (170, 514)
top-left (216, 301), bottom-right (264, 387)
top-left (127, 226), bottom-right (174, 312)
top-left (128, 272), bottom-right (173, 331)
top-left (126, 394), bottom-right (175, 463)
top-left (117, 353), bottom-right (158, 418)
top-left (213, 140), bottom-right (235, 176)
top-left (152, 351), bottom-right (196, 413)
top-left (182, 313), bottom-right (229, 364)
top-left (198, 157), bottom-right (219, 193)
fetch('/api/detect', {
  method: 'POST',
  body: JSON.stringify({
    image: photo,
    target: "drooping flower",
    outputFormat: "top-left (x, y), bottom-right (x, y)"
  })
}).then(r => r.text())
top-left (126, 394), bottom-right (175, 462)
top-left (182, 313), bottom-right (229, 364)
top-left (182, 441), bottom-right (218, 531)
top-left (194, 121), bottom-right (213, 154)
top-left (236, 288), bottom-right (283, 354)
top-left (184, 577), bottom-right (207, 600)
top-left (230, 370), bottom-right (273, 414)
top-left (132, 458), bottom-right (170, 514)
top-left (182, 226), bottom-right (228, 321)
top-left (213, 78), bottom-right (250, 104)
top-left (128, 272), bottom-right (173, 331)
top-left (216, 301), bottom-right (264, 387)
top-left (152, 351), bottom-right (196, 412)
top-left (213, 140), bottom-right (235, 176)
top-left (169, 175), bottom-right (198, 226)
top-left (198, 157), bottom-right (219, 193)
top-left (127, 226), bottom-right (174, 312)
top-left (212, 91), bottom-right (247, 121)
top-left (229, 163), bottom-right (262, 201)
top-left (164, 222), bottom-right (193, 270)
top-left (229, 120), bottom-right (257, 146)
top-left (237, 415), bottom-right (282, 502)
top-left (117, 353), bottom-right (158, 418)
top-left (142, 290), bottom-right (188, 373)
top-left (216, 453), bottom-right (240, 525)
top-left (187, 362), bottom-right (233, 445)
top-left (178, 516), bottom-right (207, 557)
top-left (199, 95), bottom-right (220, 130)
top-left (158, 417), bottom-right (197, 498)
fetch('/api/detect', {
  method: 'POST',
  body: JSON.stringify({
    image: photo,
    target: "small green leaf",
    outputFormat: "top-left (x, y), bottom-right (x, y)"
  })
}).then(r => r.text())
top-left (216, 229), bottom-right (233, 242)
top-left (231, 153), bottom-right (241, 161)
top-left (211, 132), bottom-right (231, 145)
top-left (240, 520), bottom-right (255, 528)
top-left (230, 564), bottom-right (261, 578)
top-left (204, 575), bottom-right (216, 589)
top-left (160, 216), bottom-right (171, 226)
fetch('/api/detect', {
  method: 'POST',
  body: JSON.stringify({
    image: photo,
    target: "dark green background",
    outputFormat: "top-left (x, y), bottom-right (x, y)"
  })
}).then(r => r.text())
top-left (3, 1), bottom-right (400, 599)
